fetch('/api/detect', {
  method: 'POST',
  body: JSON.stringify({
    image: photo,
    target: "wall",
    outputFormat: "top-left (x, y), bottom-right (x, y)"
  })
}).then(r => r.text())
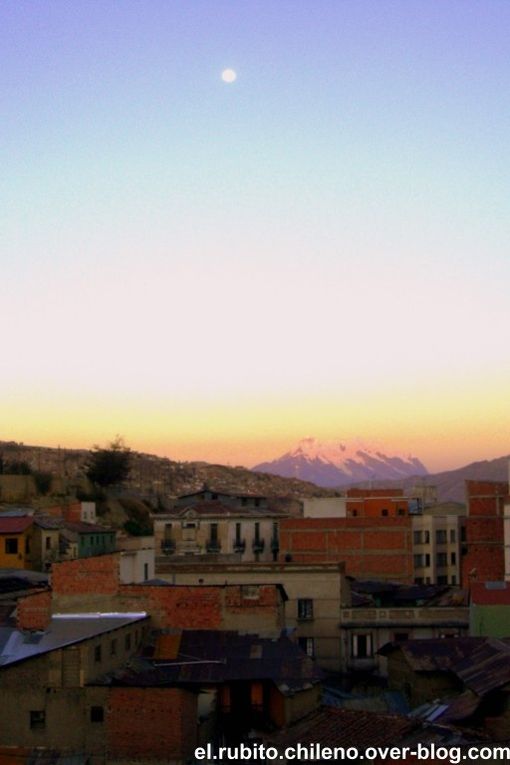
top-left (462, 480), bottom-right (508, 588)
top-left (48, 554), bottom-right (284, 633)
top-left (119, 548), bottom-right (155, 583)
top-left (470, 604), bottom-right (510, 638)
top-left (158, 562), bottom-right (348, 672)
top-left (106, 686), bottom-right (197, 761)
top-left (301, 497), bottom-right (346, 518)
top-left (346, 489), bottom-right (408, 518)
top-left (0, 475), bottom-right (36, 503)
top-left (279, 517), bottom-right (413, 582)
top-left (340, 605), bottom-right (469, 675)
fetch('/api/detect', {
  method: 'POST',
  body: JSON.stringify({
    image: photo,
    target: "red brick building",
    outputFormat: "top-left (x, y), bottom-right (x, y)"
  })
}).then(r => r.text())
top-left (461, 480), bottom-right (509, 588)
top-left (346, 488), bottom-right (409, 518)
top-left (279, 516), bottom-right (413, 582)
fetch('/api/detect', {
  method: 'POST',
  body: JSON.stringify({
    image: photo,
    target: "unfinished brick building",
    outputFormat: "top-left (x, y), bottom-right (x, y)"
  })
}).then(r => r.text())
top-left (461, 480), bottom-right (509, 588)
top-left (279, 516), bottom-right (413, 582)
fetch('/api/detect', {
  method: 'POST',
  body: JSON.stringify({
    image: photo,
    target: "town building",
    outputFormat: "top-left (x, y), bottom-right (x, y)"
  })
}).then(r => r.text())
top-left (153, 489), bottom-right (284, 563)
top-left (278, 516), bottom-right (413, 582)
top-left (346, 488), bottom-right (409, 517)
top-left (411, 503), bottom-right (466, 585)
top-left (155, 561), bottom-right (349, 672)
top-left (469, 580), bottom-right (510, 638)
top-left (462, 480), bottom-right (509, 587)
top-left (340, 582), bottom-right (469, 676)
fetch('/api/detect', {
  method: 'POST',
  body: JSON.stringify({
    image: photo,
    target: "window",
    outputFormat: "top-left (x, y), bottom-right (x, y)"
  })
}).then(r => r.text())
top-left (437, 575), bottom-right (448, 585)
top-left (45, 536), bottom-right (51, 550)
top-left (5, 538), bottom-right (18, 555)
top-left (451, 552), bottom-right (456, 565)
top-left (110, 639), bottom-right (117, 656)
top-left (297, 599), bottom-right (314, 620)
top-left (397, 508), bottom-right (405, 516)
top-left (90, 706), bottom-right (104, 723)
top-left (413, 531), bottom-right (422, 545)
top-left (25, 537), bottom-right (31, 554)
top-left (436, 529), bottom-right (447, 544)
top-left (423, 531), bottom-right (430, 544)
top-left (210, 523), bottom-right (218, 543)
top-left (414, 554), bottom-right (424, 568)
top-left (235, 522), bottom-right (242, 543)
top-left (241, 585), bottom-right (260, 600)
top-left (298, 637), bottom-right (315, 657)
top-left (451, 575), bottom-right (457, 585)
top-left (450, 529), bottom-right (456, 543)
top-left (381, 508), bottom-right (389, 517)
top-left (125, 633), bottom-right (132, 651)
top-left (461, 526), bottom-right (466, 542)
top-left (352, 633), bottom-right (373, 658)
top-left (352, 509), bottom-right (358, 517)
top-left (94, 645), bottom-right (102, 663)
top-left (144, 562), bottom-right (149, 580)
top-left (394, 632), bottom-right (409, 642)
top-left (30, 710), bottom-right (46, 730)
top-left (437, 552), bottom-right (448, 567)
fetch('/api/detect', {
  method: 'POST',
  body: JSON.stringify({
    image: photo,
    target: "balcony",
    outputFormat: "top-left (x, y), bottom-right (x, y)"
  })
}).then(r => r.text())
top-left (161, 540), bottom-right (176, 555)
top-left (233, 539), bottom-right (246, 554)
top-left (270, 537), bottom-right (280, 554)
top-left (252, 538), bottom-right (265, 554)
top-left (206, 540), bottom-right (221, 554)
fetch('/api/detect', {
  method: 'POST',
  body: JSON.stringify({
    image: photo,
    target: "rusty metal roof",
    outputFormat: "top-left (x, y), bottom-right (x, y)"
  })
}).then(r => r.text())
top-left (99, 629), bottom-right (322, 694)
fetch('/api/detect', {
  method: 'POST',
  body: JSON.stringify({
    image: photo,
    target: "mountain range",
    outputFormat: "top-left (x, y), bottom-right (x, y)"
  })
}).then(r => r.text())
top-left (253, 437), bottom-right (428, 488)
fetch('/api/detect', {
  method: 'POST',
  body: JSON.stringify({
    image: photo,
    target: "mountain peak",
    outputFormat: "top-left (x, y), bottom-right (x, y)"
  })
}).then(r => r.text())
top-left (253, 437), bottom-right (428, 487)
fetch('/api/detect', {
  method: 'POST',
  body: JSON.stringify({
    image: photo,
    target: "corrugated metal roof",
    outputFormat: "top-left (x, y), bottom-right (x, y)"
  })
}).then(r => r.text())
top-left (99, 630), bottom-right (322, 694)
top-left (453, 638), bottom-right (510, 695)
top-left (0, 613), bottom-right (148, 668)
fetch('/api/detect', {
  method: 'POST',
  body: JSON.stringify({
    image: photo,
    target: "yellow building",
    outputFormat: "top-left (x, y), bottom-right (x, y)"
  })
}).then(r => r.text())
top-left (0, 516), bottom-right (33, 569)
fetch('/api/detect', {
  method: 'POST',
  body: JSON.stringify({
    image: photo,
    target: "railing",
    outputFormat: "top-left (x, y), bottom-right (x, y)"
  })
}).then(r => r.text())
top-left (252, 538), bottom-right (265, 553)
top-left (233, 539), bottom-right (246, 553)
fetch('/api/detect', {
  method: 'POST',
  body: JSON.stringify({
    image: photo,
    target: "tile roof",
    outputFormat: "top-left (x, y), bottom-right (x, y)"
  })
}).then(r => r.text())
top-left (99, 629), bottom-right (322, 694)
top-left (269, 707), bottom-right (419, 750)
top-left (0, 517), bottom-right (33, 534)
top-left (0, 613), bottom-right (148, 668)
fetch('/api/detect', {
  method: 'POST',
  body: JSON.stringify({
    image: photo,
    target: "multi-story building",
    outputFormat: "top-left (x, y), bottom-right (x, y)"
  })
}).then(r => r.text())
top-left (412, 503), bottom-right (466, 585)
top-left (157, 561), bottom-right (349, 672)
top-left (462, 480), bottom-right (509, 587)
top-left (153, 489), bottom-right (284, 563)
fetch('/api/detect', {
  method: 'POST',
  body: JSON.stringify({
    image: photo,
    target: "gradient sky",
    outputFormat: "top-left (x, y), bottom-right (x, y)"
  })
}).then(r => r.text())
top-left (2, 1), bottom-right (509, 472)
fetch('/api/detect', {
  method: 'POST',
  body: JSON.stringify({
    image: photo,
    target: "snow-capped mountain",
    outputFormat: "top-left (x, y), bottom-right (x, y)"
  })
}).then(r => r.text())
top-left (253, 437), bottom-right (428, 487)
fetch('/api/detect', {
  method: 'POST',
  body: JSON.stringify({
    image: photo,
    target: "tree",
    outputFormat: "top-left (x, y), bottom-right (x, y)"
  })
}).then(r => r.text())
top-left (85, 437), bottom-right (131, 487)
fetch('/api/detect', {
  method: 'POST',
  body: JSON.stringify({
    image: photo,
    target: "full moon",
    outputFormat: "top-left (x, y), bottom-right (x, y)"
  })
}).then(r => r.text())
top-left (221, 68), bottom-right (237, 83)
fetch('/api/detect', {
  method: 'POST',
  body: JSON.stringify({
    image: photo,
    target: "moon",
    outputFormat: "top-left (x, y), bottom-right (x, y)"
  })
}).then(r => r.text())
top-left (221, 68), bottom-right (237, 83)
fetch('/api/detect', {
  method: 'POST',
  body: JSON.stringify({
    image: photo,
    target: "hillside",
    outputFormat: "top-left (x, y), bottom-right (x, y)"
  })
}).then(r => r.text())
top-left (0, 440), bottom-right (337, 504)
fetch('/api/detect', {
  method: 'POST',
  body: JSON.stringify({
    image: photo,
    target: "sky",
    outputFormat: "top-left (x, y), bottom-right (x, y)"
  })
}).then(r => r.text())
top-left (1, 1), bottom-right (509, 472)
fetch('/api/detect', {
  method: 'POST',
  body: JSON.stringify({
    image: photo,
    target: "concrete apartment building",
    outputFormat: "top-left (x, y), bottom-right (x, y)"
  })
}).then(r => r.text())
top-left (157, 561), bottom-right (349, 672)
top-left (412, 503), bottom-right (466, 585)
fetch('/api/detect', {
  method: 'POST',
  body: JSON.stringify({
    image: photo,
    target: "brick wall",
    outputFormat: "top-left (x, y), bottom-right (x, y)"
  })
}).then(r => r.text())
top-left (51, 554), bottom-right (120, 596)
top-left (346, 489), bottom-right (408, 518)
top-left (16, 590), bottom-right (52, 630)
top-left (279, 517), bottom-right (413, 581)
top-left (49, 554), bottom-right (283, 631)
top-left (462, 480), bottom-right (509, 587)
top-left (106, 686), bottom-right (197, 760)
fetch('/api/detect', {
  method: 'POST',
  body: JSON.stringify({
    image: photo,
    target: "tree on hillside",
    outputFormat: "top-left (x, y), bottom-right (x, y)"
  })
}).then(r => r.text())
top-left (85, 437), bottom-right (131, 487)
